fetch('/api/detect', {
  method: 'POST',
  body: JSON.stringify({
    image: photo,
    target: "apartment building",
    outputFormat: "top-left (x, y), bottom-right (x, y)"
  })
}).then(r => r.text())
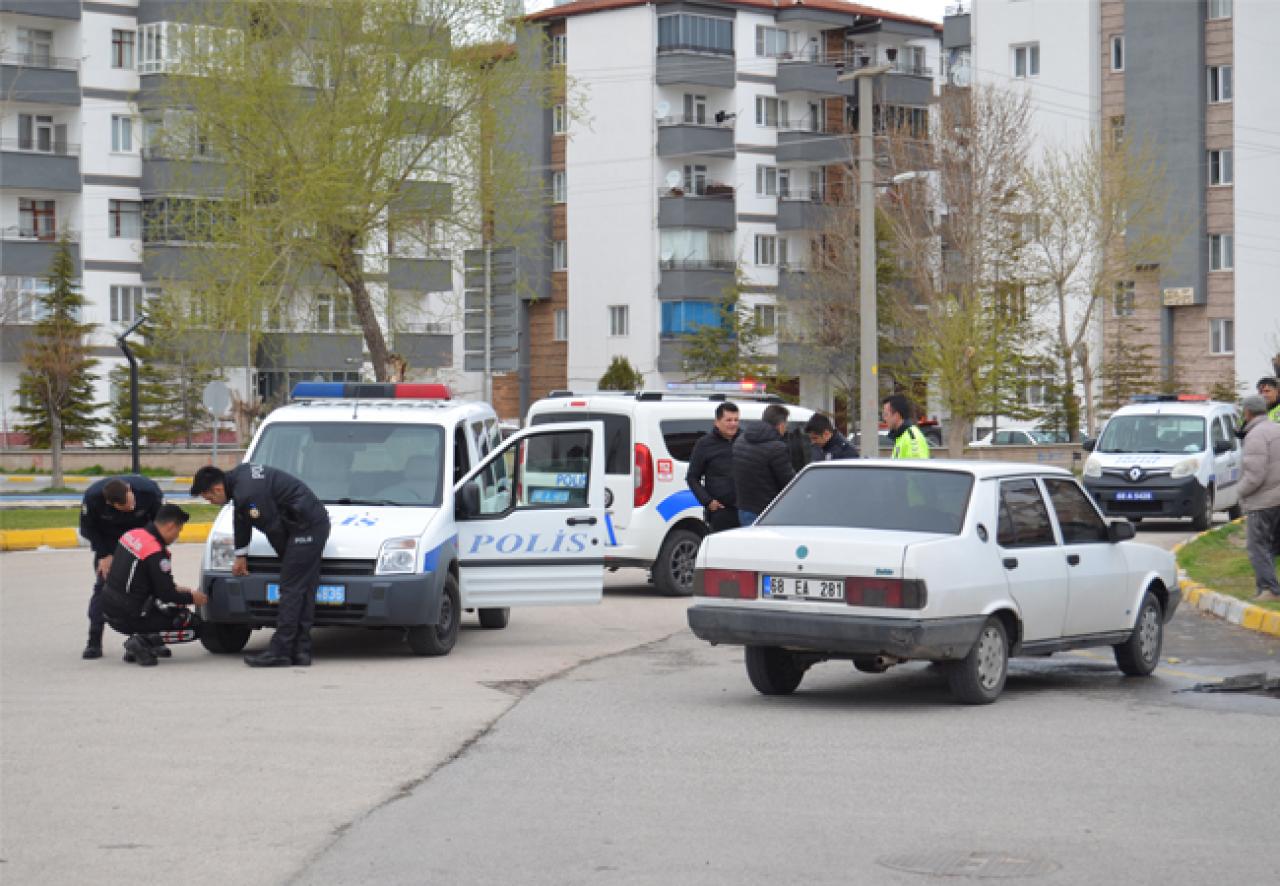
top-left (0, 0), bottom-right (462, 445)
top-left (512, 0), bottom-right (941, 416)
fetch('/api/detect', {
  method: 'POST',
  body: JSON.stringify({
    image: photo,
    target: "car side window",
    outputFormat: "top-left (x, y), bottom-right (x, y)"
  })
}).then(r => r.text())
top-left (453, 424), bottom-right (471, 483)
top-left (997, 479), bottom-right (1056, 548)
top-left (1043, 478), bottom-right (1108, 544)
top-left (1215, 416), bottom-right (1238, 451)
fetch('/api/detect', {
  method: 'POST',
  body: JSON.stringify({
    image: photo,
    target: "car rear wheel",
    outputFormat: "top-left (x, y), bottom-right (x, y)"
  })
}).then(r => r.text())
top-left (745, 646), bottom-right (806, 695)
top-left (1191, 486), bottom-right (1214, 531)
top-left (1113, 591), bottom-right (1162, 676)
top-left (654, 527), bottom-right (704, 597)
top-left (478, 607), bottom-right (510, 630)
top-left (199, 623), bottom-right (252, 654)
top-left (944, 617), bottom-right (1008, 704)
top-left (407, 574), bottom-right (460, 656)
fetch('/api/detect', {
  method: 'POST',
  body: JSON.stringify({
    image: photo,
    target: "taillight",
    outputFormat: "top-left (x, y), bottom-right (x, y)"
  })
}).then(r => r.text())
top-left (694, 568), bottom-right (759, 599)
top-left (634, 442), bottom-right (654, 507)
top-left (845, 577), bottom-right (927, 609)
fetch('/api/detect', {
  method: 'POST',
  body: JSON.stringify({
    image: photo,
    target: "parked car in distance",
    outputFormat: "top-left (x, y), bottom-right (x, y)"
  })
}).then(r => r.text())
top-left (972, 428), bottom-right (1075, 446)
top-left (687, 460), bottom-right (1180, 704)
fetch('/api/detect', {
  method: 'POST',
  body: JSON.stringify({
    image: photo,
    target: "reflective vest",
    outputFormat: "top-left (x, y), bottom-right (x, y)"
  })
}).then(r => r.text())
top-left (1270, 403), bottom-right (1280, 424)
top-left (892, 424), bottom-right (931, 459)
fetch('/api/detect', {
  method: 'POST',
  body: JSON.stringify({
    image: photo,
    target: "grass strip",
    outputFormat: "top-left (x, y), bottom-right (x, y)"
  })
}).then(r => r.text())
top-left (1177, 521), bottom-right (1280, 611)
top-left (0, 504), bottom-right (223, 531)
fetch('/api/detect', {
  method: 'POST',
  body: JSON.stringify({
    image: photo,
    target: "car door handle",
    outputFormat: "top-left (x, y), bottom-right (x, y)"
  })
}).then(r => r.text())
top-left (1067, 554), bottom-right (1081, 566)
top-left (566, 516), bottom-right (597, 526)
top-left (1002, 557), bottom-right (1018, 570)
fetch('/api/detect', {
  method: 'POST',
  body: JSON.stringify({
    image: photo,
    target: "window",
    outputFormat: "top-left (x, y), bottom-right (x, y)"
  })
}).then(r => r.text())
top-left (755, 164), bottom-right (778, 196)
top-left (1210, 319), bottom-right (1234, 355)
top-left (1109, 115), bottom-right (1125, 148)
top-left (18, 199), bottom-right (56, 240)
top-left (657, 13), bottom-right (734, 55)
top-left (682, 93), bottom-right (707, 124)
top-left (112, 29), bottom-right (135, 69)
top-left (1110, 35), bottom-right (1124, 72)
top-left (1209, 148), bottom-right (1233, 186)
top-left (109, 285), bottom-right (145, 324)
top-left (754, 96), bottom-right (786, 127)
top-left (552, 171), bottom-right (566, 203)
top-left (608, 305), bottom-right (629, 337)
top-left (1020, 366), bottom-right (1055, 408)
top-left (997, 479), bottom-right (1056, 548)
top-left (754, 303), bottom-right (776, 334)
top-left (1208, 0), bottom-right (1232, 20)
top-left (754, 235), bottom-right (778, 266)
top-left (111, 115), bottom-right (134, 152)
top-left (17, 28), bottom-right (53, 66)
top-left (551, 33), bottom-right (567, 66)
top-left (1210, 233), bottom-right (1233, 271)
top-left (108, 200), bottom-right (142, 239)
top-left (1208, 65), bottom-right (1232, 103)
top-left (1011, 43), bottom-right (1040, 79)
top-left (17, 114), bottom-right (67, 154)
top-left (1043, 479), bottom-right (1107, 545)
top-left (138, 22), bottom-right (167, 74)
top-left (682, 164), bottom-right (707, 194)
top-left (661, 300), bottom-right (719, 336)
top-left (2, 276), bottom-right (53, 322)
top-left (530, 411), bottom-right (632, 475)
top-left (1113, 281), bottom-right (1135, 317)
top-left (315, 292), bottom-right (356, 331)
top-left (554, 309), bottom-right (567, 342)
top-left (552, 103), bottom-right (567, 134)
top-left (552, 239), bottom-right (567, 271)
top-left (760, 467), bottom-right (973, 535)
top-left (660, 229), bottom-right (733, 265)
top-left (756, 26), bottom-right (789, 58)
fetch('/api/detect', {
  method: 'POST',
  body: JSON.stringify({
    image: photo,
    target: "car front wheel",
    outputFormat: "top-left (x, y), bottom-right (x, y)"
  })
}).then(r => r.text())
top-left (945, 617), bottom-right (1008, 705)
top-left (744, 646), bottom-right (806, 695)
top-left (199, 622), bottom-right (251, 654)
top-left (1114, 591), bottom-right (1162, 676)
top-left (407, 574), bottom-right (460, 656)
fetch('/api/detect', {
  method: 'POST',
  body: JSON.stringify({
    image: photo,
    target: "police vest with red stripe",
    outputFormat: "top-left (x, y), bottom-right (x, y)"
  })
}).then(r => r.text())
top-left (119, 527), bottom-right (163, 560)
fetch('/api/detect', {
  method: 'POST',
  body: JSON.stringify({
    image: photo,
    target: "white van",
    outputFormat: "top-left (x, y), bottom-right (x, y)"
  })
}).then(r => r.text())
top-left (525, 387), bottom-right (814, 596)
top-left (1083, 396), bottom-right (1242, 529)
top-left (197, 382), bottom-right (608, 657)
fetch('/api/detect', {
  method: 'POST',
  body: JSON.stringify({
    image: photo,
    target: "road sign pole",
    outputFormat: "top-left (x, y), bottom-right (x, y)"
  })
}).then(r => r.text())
top-left (484, 246), bottom-right (492, 404)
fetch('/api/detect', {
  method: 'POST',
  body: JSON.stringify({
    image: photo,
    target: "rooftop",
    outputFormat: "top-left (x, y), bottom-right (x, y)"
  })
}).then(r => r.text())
top-left (527, 0), bottom-right (942, 32)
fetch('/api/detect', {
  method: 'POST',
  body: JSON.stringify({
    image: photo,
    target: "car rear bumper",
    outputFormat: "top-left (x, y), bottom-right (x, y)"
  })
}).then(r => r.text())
top-left (1085, 476), bottom-right (1206, 519)
top-left (201, 572), bottom-right (442, 628)
top-left (687, 605), bottom-right (988, 661)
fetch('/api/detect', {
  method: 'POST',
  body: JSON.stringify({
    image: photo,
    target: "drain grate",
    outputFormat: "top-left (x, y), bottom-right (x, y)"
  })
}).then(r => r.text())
top-left (878, 850), bottom-right (1061, 879)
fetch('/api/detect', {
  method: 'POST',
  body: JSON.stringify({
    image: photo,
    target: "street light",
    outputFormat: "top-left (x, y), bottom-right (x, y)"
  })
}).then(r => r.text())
top-left (117, 315), bottom-right (146, 474)
top-left (836, 61), bottom-right (891, 455)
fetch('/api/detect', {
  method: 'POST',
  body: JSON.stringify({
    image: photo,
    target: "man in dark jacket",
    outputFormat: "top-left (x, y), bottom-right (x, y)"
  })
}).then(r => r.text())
top-left (101, 504), bottom-right (207, 666)
top-left (191, 463), bottom-right (331, 667)
top-left (733, 403), bottom-right (796, 526)
top-left (804, 413), bottom-right (860, 462)
top-left (78, 474), bottom-right (164, 659)
top-left (687, 401), bottom-right (741, 533)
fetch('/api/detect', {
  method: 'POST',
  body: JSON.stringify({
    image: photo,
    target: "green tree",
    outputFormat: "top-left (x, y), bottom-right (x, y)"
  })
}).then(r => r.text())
top-left (679, 280), bottom-right (769, 383)
top-left (598, 356), bottom-right (644, 392)
top-left (15, 236), bottom-right (100, 485)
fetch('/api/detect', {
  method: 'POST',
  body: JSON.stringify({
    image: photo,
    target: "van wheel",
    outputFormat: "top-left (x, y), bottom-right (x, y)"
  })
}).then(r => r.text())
top-left (1191, 486), bottom-right (1214, 531)
top-left (407, 574), bottom-right (460, 656)
top-left (199, 623), bottom-right (251, 654)
top-left (478, 607), bottom-right (509, 630)
top-left (654, 527), bottom-right (704, 597)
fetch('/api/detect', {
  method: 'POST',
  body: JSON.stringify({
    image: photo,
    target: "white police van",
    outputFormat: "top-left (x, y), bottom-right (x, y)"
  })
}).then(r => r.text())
top-left (1083, 395), bottom-right (1243, 530)
top-left (525, 385), bottom-right (814, 596)
top-left (198, 382), bottom-right (607, 657)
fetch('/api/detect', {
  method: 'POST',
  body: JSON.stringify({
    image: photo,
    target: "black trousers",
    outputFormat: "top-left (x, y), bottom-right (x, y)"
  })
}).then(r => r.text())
top-left (269, 521), bottom-right (330, 658)
top-left (87, 555), bottom-right (107, 634)
top-left (705, 505), bottom-right (741, 533)
top-left (104, 602), bottom-right (200, 642)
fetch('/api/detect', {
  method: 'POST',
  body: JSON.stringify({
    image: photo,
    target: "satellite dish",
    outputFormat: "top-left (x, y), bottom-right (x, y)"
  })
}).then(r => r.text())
top-left (665, 170), bottom-right (682, 188)
top-left (656, 101), bottom-right (671, 119)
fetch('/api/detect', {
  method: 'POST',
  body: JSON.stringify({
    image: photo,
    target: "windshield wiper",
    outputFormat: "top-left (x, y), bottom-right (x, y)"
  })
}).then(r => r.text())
top-left (329, 497), bottom-right (398, 506)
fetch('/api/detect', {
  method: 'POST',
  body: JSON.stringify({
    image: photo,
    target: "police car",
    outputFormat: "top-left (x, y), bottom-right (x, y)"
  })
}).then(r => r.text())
top-left (197, 383), bottom-right (608, 657)
top-left (525, 384), bottom-right (814, 596)
top-left (1083, 395), bottom-right (1243, 530)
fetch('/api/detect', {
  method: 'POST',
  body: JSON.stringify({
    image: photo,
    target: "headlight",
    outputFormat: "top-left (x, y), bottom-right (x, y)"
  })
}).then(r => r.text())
top-left (1170, 457), bottom-right (1199, 479)
top-left (377, 537), bottom-right (419, 575)
top-left (1084, 457), bottom-right (1102, 478)
top-left (208, 532), bottom-right (236, 571)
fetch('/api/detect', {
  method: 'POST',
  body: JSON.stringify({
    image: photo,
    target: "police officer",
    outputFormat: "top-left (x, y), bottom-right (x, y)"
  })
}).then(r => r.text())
top-left (1258, 377), bottom-right (1280, 424)
top-left (190, 464), bottom-right (331, 667)
top-left (78, 474), bottom-right (164, 659)
top-left (101, 504), bottom-right (207, 666)
top-left (687, 401), bottom-right (742, 533)
top-left (881, 394), bottom-right (931, 459)
top-left (804, 413), bottom-right (860, 461)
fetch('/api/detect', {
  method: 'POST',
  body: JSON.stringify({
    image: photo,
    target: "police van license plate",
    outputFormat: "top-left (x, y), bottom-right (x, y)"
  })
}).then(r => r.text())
top-left (762, 575), bottom-right (845, 601)
top-left (266, 583), bottom-right (346, 605)
top-left (1115, 491), bottom-right (1154, 501)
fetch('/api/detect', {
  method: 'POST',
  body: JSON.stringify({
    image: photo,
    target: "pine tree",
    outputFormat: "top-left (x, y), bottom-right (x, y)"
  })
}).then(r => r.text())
top-left (15, 235), bottom-right (101, 485)
top-left (598, 356), bottom-right (644, 391)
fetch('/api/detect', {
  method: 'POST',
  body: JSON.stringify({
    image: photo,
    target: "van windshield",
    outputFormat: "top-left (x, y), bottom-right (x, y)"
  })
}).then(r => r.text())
top-left (1096, 415), bottom-right (1206, 454)
top-left (250, 422), bottom-right (446, 506)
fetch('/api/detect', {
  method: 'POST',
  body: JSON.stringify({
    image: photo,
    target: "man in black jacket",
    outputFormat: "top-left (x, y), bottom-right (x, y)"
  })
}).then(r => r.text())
top-left (78, 474), bottom-right (164, 659)
top-left (101, 504), bottom-right (207, 667)
top-left (733, 403), bottom-right (796, 526)
top-left (686, 401), bottom-right (741, 533)
top-left (804, 413), bottom-right (860, 462)
top-left (191, 463), bottom-right (331, 667)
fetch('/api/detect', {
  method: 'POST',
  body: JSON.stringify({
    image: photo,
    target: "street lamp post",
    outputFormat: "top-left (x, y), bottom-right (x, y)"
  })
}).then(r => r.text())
top-left (117, 315), bottom-right (146, 474)
top-left (837, 62), bottom-right (891, 456)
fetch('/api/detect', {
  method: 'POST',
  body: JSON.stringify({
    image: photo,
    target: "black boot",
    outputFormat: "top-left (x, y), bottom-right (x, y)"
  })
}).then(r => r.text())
top-left (82, 627), bottom-right (104, 660)
top-left (144, 634), bottom-right (173, 658)
top-left (243, 649), bottom-right (294, 667)
top-left (293, 630), bottom-right (313, 667)
top-left (123, 635), bottom-right (158, 667)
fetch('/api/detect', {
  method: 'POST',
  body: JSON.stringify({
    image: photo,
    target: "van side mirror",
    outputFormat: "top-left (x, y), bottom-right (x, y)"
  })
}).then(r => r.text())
top-left (1107, 519), bottom-right (1135, 543)
top-left (1213, 439), bottom-right (1232, 454)
top-left (1081, 438), bottom-right (1096, 452)
top-left (455, 481), bottom-right (481, 519)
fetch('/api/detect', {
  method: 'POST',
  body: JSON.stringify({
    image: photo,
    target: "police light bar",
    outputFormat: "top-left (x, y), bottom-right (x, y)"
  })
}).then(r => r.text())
top-left (1130, 393), bottom-right (1208, 403)
top-left (290, 382), bottom-right (452, 401)
top-left (666, 381), bottom-right (767, 393)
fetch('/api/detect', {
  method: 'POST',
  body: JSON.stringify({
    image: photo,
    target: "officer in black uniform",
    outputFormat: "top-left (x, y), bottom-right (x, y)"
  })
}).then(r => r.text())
top-left (78, 474), bottom-right (164, 659)
top-left (190, 463), bottom-right (331, 667)
top-left (101, 504), bottom-right (207, 666)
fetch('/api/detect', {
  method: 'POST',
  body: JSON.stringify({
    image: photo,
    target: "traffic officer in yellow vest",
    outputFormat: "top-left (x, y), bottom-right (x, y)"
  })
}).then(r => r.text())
top-left (1258, 377), bottom-right (1280, 424)
top-left (882, 394), bottom-right (931, 459)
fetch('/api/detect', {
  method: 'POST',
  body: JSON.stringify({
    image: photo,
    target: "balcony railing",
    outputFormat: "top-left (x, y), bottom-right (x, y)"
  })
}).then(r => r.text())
top-left (656, 43), bottom-right (734, 57)
top-left (657, 184), bottom-right (735, 198)
top-left (0, 50), bottom-right (79, 70)
top-left (779, 188), bottom-right (826, 203)
top-left (0, 137), bottom-right (79, 156)
top-left (657, 114), bottom-right (734, 128)
top-left (659, 258), bottom-right (735, 271)
top-left (777, 50), bottom-right (932, 78)
top-left (1, 224), bottom-right (77, 242)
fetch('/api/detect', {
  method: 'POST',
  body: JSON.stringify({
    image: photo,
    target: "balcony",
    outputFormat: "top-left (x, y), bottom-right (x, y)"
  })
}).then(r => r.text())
top-left (656, 336), bottom-right (689, 374)
top-left (257, 332), bottom-right (364, 371)
top-left (777, 125), bottom-right (851, 165)
top-left (0, 52), bottom-right (80, 106)
top-left (657, 186), bottom-right (735, 230)
top-left (389, 180), bottom-right (453, 219)
top-left (777, 266), bottom-right (810, 302)
top-left (0, 140), bottom-right (80, 191)
top-left (0, 227), bottom-right (79, 276)
top-left (657, 259), bottom-right (736, 301)
top-left (777, 191), bottom-right (833, 232)
top-left (776, 55), bottom-right (854, 97)
top-left (141, 243), bottom-right (211, 282)
top-left (393, 330), bottom-right (452, 369)
top-left (141, 151), bottom-right (231, 197)
top-left (0, 0), bottom-right (80, 18)
top-left (655, 50), bottom-right (735, 90)
top-left (657, 116), bottom-right (735, 158)
top-left (388, 256), bottom-right (452, 293)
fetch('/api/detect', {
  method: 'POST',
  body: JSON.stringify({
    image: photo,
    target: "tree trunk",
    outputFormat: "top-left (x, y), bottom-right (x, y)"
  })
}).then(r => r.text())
top-left (50, 414), bottom-right (63, 489)
top-left (334, 242), bottom-right (390, 383)
top-left (1077, 342), bottom-right (1096, 436)
top-left (947, 416), bottom-right (972, 460)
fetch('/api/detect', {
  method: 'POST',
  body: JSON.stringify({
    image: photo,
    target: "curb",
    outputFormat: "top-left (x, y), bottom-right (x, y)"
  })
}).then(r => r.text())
top-left (1, 475), bottom-right (194, 486)
top-left (0, 522), bottom-right (212, 552)
top-left (1173, 517), bottom-right (1280, 640)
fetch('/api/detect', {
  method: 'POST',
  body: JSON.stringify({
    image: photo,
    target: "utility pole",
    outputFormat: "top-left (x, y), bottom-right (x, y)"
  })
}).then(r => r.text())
top-left (483, 245), bottom-right (493, 404)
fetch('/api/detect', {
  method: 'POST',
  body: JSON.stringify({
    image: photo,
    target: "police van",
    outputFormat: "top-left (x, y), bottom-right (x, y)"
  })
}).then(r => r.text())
top-left (1082, 395), bottom-right (1243, 530)
top-left (197, 383), bottom-right (608, 657)
top-left (525, 385), bottom-right (814, 596)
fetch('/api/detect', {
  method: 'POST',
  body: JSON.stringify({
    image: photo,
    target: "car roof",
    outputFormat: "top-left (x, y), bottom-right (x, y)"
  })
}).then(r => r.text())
top-left (528, 393), bottom-right (814, 416)
top-left (802, 459), bottom-right (1074, 480)
top-left (262, 398), bottom-right (495, 424)
top-left (1108, 400), bottom-right (1235, 418)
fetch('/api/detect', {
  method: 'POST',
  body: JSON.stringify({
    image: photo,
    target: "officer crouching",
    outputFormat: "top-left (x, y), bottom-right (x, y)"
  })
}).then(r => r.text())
top-left (101, 504), bottom-right (208, 666)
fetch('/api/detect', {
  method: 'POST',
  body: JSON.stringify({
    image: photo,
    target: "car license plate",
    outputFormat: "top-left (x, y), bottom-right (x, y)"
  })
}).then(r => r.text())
top-left (266, 583), bottom-right (346, 605)
top-left (762, 575), bottom-right (845, 601)
top-left (1115, 491), bottom-right (1154, 502)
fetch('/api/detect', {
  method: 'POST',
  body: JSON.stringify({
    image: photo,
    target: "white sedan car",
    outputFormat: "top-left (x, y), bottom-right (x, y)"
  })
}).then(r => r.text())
top-left (687, 461), bottom-right (1180, 704)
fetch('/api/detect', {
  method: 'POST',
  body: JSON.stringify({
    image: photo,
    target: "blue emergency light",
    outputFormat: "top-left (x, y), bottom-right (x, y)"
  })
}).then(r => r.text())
top-left (290, 382), bottom-right (452, 401)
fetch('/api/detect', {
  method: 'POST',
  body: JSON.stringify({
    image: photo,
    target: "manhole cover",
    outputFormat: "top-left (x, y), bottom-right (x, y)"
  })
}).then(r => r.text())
top-left (878, 850), bottom-right (1061, 879)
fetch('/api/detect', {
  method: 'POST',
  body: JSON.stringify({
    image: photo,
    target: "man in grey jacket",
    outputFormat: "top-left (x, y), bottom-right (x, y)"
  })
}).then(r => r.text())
top-left (1237, 395), bottom-right (1280, 602)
